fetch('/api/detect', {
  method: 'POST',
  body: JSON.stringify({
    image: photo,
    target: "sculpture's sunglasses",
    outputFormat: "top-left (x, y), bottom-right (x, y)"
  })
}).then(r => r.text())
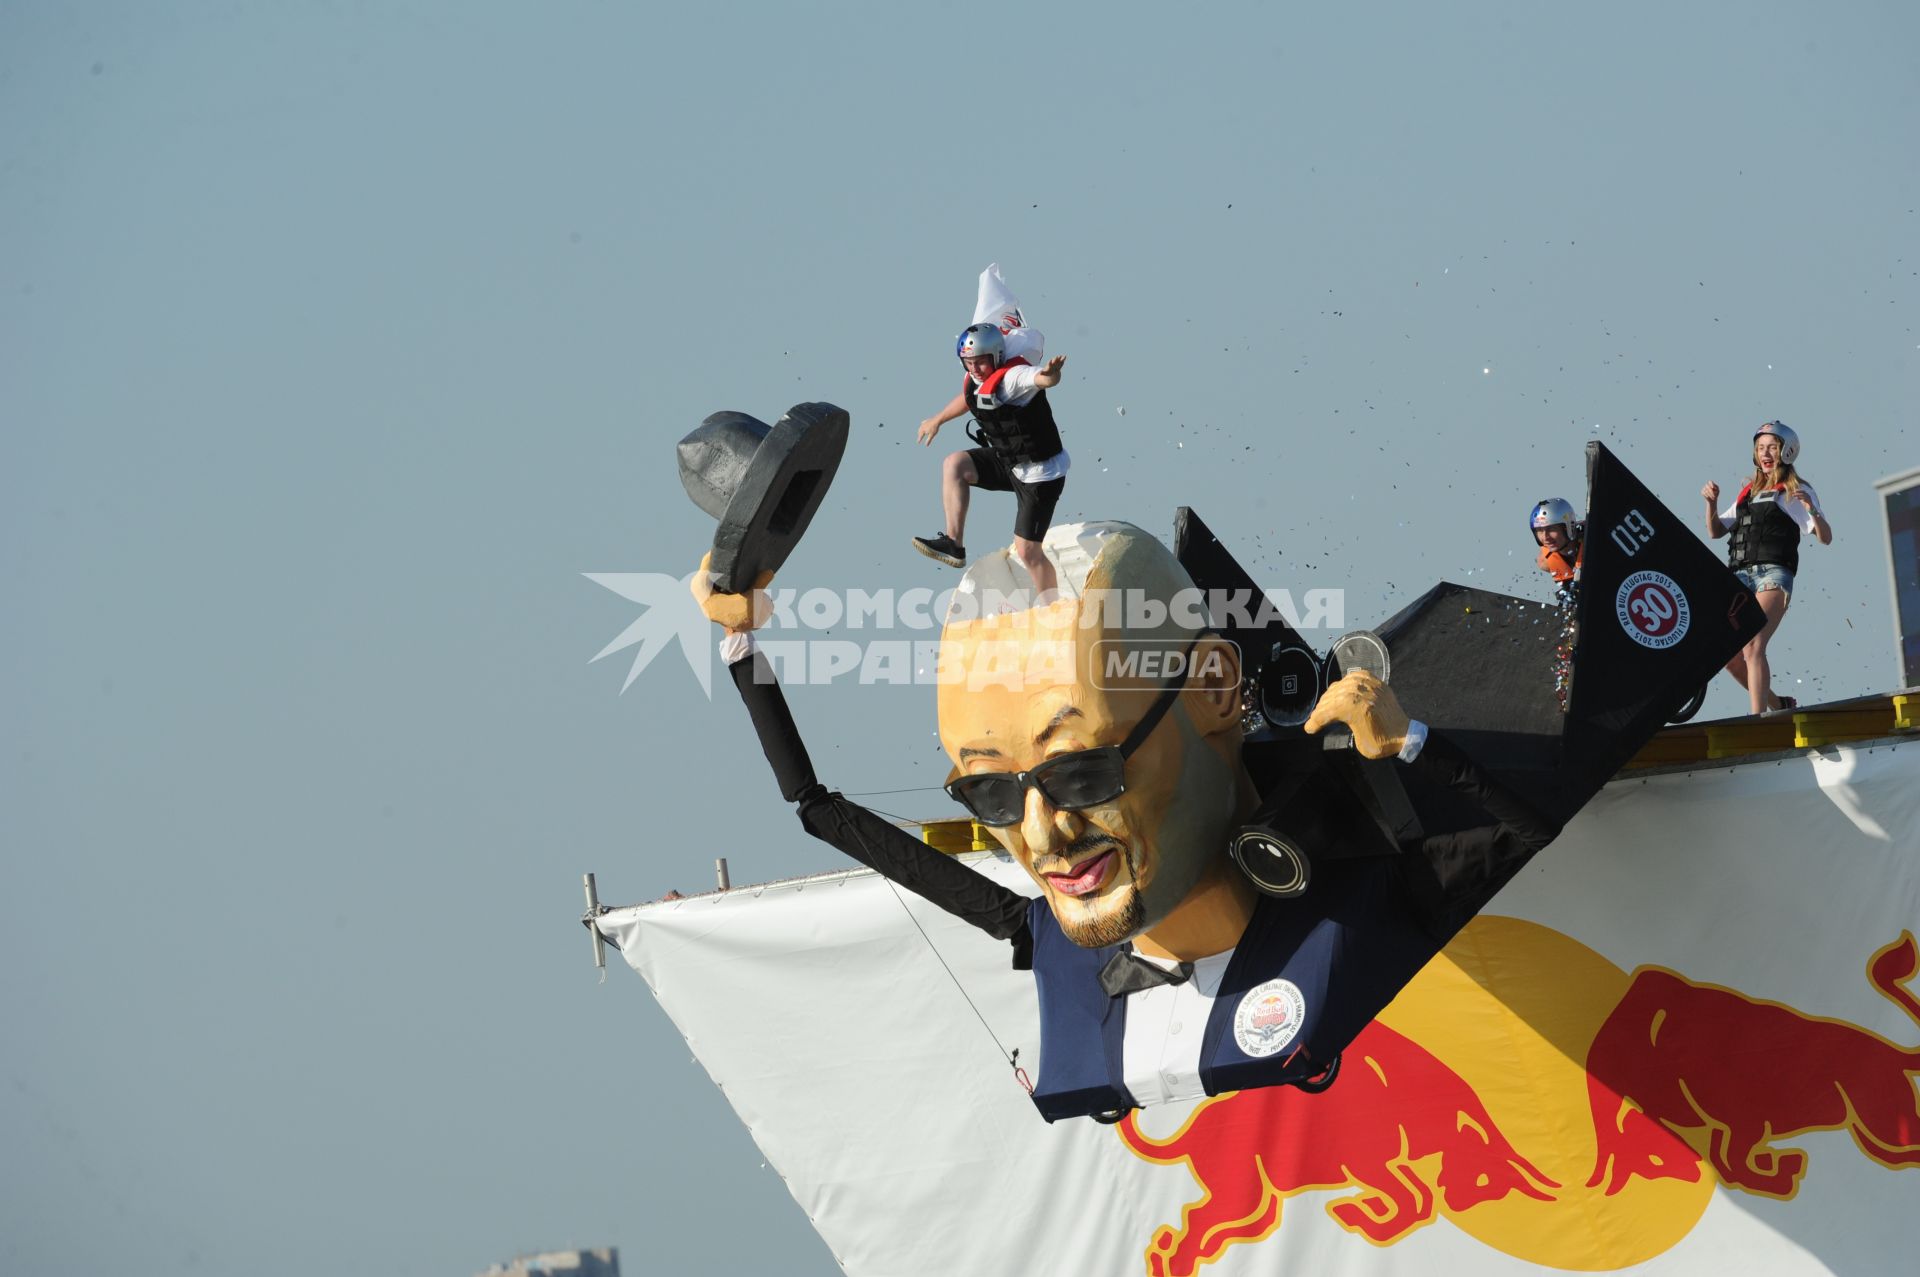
top-left (944, 642), bottom-right (1198, 827)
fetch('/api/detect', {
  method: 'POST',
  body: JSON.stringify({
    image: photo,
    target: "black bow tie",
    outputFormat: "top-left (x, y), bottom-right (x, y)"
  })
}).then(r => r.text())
top-left (1099, 950), bottom-right (1196, 998)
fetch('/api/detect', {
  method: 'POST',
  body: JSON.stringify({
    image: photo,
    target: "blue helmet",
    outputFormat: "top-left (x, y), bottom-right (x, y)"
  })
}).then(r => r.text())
top-left (955, 322), bottom-right (1006, 364)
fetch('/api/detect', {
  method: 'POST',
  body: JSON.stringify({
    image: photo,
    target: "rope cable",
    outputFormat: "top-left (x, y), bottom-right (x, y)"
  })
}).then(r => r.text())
top-left (839, 819), bottom-right (1024, 1082)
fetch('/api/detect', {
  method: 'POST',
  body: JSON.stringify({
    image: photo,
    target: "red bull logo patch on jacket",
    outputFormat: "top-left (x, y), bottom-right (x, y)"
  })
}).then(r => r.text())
top-left (1231, 979), bottom-right (1305, 1058)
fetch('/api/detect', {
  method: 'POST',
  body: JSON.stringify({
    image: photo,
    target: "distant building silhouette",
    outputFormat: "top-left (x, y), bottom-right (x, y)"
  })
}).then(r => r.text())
top-left (476, 1248), bottom-right (619, 1277)
top-left (1876, 465), bottom-right (1920, 687)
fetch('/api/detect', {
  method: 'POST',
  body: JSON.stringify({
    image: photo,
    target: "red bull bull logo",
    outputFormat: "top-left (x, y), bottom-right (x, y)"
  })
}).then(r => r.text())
top-left (1119, 1020), bottom-right (1557, 1276)
top-left (1116, 916), bottom-right (1920, 1273)
top-left (1587, 930), bottom-right (1920, 1198)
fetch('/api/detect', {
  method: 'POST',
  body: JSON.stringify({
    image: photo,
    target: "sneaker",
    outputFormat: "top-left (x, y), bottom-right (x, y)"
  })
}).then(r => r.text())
top-left (912, 533), bottom-right (966, 568)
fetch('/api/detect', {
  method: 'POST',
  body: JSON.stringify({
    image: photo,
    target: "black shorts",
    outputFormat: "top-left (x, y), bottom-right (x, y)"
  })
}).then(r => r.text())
top-left (967, 447), bottom-right (1066, 543)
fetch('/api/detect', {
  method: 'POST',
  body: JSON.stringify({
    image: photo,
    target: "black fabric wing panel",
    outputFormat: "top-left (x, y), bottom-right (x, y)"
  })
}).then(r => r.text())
top-left (1565, 442), bottom-right (1763, 790)
top-left (1174, 505), bottom-right (1320, 673)
top-left (1375, 582), bottom-right (1568, 796)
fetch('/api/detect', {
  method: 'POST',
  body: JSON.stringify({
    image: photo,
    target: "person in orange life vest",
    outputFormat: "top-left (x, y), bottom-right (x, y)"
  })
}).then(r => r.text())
top-left (913, 322), bottom-right (1068, 599)
top-left (1702, 421), bottom-right (1833, 715)
top-left (1528, 498), bottom-right (1585, 584)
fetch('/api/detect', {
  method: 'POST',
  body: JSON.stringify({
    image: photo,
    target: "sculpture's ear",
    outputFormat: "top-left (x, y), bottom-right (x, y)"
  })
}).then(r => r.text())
top-left (1182, 635), bottom-right (1244, 738)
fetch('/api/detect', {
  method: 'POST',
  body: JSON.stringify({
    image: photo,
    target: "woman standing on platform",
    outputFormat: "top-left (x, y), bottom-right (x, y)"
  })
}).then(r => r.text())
top-left (1702, 422), bottom-right (1832, 715)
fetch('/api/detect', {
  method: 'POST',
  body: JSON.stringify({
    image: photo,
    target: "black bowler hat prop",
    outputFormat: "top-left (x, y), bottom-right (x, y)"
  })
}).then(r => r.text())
top-left (678, 402), bottom-right (849, 594)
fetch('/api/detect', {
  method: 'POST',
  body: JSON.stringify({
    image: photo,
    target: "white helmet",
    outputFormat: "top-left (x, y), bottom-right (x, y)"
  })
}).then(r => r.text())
top-left (1754, 420), bottom-right (1800, 466)
top-left (1529, 498), bottom-right (1578, 537)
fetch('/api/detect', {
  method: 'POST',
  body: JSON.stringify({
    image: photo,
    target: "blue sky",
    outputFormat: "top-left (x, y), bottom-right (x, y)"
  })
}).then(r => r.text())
top-left (4, 2), bottom-right (1915, 1273)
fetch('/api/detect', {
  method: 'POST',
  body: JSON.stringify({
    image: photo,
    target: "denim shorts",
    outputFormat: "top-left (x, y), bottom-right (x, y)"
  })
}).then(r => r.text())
top-left (1734, 563), bottom-right (1794, 600)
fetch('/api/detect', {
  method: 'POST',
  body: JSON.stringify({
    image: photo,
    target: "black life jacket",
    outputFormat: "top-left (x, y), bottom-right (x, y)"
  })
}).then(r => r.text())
top-left (963, 358), bottom-right (1064, 466)
top-left (1726, 483), bottom-right (1801, 575)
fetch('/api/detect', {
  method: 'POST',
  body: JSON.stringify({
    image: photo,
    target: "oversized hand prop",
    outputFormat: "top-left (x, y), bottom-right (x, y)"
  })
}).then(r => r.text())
top-left (1302, 670), bottom-right (1412, 760)
top-left (691, 551), bottom-right (775, 634)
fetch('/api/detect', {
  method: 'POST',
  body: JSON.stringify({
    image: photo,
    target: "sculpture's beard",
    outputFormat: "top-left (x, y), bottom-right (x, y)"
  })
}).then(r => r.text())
top-left (1050, 833), bottom-right (1147, 949)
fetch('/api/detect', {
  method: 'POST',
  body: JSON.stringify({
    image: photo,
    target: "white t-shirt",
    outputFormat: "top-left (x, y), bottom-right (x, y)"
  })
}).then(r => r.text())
top-left (1720, 482), bottom-right (1822, 535)
top-left (974, 361), bottom-right (1071, 483)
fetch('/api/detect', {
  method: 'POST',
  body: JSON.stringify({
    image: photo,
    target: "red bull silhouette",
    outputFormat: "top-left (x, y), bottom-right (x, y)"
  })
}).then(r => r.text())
top-left (1119, 1019), bottom-right (1557, 1277)
top-left (1587, 930), bottom-right (1920, 1198)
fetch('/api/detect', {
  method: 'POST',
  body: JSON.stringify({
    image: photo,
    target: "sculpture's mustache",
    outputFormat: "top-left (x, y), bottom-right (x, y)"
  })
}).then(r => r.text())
top-left (1037, 832), bottom-right (1132, 880)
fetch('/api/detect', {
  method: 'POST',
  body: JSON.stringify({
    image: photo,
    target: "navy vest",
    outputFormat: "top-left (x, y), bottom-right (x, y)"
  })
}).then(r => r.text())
top-left (965, 362), bottom-right (1064, 466)
top-left (1025, 858), bottom-right (1437, 1122)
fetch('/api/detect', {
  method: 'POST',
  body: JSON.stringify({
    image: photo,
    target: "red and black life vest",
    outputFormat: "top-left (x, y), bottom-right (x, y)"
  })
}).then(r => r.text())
top-left (963, 358), bottom-right (1064, 466)
top-left (1726, 483), bottom-right (1801, 575)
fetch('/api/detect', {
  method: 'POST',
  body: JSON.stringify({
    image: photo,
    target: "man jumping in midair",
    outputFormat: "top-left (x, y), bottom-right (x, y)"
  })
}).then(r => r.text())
top-left (913, 321), bottom-right (1069, 599)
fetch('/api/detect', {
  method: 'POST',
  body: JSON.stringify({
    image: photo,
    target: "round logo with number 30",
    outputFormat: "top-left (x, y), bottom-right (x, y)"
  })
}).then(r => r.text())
top-left (1615, 570), bottom-right (1691, 649)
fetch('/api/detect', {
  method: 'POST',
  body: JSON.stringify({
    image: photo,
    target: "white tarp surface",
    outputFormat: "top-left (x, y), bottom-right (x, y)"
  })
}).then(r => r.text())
top-left (598, 740), bottom-right (1920, 1276)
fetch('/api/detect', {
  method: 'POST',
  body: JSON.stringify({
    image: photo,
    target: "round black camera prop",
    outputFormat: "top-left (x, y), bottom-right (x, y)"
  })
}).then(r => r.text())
top-left (1229, 826), bottom-right (1312, 898)
top-left (1329, 629), bottom-right (1391, 685)
top-left (1258, 643), bottom-right (1323, 728)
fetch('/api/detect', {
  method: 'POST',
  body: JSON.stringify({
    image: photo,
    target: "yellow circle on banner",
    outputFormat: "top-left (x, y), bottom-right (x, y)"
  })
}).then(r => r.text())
top-left (1377, 915), bottom-right (1715, 1269)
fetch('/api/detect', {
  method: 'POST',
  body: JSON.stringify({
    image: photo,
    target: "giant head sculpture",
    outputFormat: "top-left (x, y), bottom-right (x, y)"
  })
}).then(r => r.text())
top-left (936, 523), bottom-right (1253, 948)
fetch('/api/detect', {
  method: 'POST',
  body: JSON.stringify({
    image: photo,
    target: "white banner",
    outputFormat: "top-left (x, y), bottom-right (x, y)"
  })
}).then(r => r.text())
top-left (598, 740), bottom-right (1920, 1276)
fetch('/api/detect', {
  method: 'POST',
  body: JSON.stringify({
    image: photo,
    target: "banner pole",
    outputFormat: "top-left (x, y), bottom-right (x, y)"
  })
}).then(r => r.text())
top-left (583, 872), bottom-right (606, 971)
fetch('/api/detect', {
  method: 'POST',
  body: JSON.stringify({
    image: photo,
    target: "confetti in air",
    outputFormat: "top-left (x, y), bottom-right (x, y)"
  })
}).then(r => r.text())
top-left (1553, 582), bottom-right (1580, 714)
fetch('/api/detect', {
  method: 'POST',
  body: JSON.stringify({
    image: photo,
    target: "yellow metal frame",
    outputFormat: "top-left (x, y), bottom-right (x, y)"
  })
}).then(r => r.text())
top-left (919, 817), bottom-right (998, 855)
top-left (1705, 718), bottom-right (1797, 758)
top-left (1620, 692), bottom-right (1916, 771)
top-left (1794, 704), bottom-right (1896, 749)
